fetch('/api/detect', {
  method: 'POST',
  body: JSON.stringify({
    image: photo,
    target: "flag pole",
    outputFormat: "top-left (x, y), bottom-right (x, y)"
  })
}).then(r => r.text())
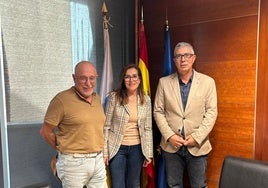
top-left (165, 8), bottom-right (169, 31)
top-left (141, 5), bottom-right (144, 23)
top-left (135, 0), bottom-right (139, 64)
top-left (102, 2), bottom-right (108, 28)
top-left (0, 15), bottom-right (11, 188)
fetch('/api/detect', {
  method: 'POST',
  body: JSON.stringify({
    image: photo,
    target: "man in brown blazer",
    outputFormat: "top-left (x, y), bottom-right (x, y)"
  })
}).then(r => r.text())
top-left (154, 42), bottom-right (217, 188)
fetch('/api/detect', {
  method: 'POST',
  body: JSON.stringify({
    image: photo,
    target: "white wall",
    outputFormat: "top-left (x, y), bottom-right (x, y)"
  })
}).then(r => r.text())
top-left (0, 0), bottom-right (73, 123)
top-left (0, 0), bottom-right (135, 124)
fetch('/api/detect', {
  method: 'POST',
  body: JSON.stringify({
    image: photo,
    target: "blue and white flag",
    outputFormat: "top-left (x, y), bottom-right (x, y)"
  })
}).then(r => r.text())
top-left (100, 2), bottom-right (113, 105)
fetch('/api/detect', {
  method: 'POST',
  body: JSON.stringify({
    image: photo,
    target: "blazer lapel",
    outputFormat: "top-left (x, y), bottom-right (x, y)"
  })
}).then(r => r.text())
top-left (137, 100), bottom-right (141, 124)
top-left (185, 71), bottom-right (200, 112)
top-left (170, 73), bottom-right (184, 113)
top-left (123, 104), bottom-right (130, 115)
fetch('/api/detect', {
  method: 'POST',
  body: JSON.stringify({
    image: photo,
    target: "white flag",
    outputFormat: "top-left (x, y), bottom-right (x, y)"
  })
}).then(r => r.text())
top-left (100, 3), bottom-right (113, 105)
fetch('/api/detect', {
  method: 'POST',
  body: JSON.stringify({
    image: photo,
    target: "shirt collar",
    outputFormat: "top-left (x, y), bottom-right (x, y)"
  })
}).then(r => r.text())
top-left (178, 70), bottom-right (194, 84)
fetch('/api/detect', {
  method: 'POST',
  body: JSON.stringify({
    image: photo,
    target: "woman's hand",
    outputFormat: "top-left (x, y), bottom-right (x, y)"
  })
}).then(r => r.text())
top-left (143, 158), bottom-right (152, 167)
top-left (103, 156), bottom-right (109, 166)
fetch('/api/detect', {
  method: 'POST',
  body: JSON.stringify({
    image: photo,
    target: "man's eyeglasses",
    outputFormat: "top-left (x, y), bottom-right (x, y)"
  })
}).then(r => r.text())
top-left (174, 53), bottom-right (195, 60)
top-left (124, 74), bottom-right (139, 82)
top-left (76, 76), bottom-right (98, 83)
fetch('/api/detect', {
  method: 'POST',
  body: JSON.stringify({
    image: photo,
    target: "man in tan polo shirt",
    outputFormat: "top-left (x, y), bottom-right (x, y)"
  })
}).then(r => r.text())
top-left (40, 61), bottom-right (107, 188)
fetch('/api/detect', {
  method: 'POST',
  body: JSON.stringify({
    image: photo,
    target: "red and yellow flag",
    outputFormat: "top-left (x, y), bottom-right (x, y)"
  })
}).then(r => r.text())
top-left (138, 18), bottom-right (155, 188)
top-left (138, 21), bottom-right (150, 96)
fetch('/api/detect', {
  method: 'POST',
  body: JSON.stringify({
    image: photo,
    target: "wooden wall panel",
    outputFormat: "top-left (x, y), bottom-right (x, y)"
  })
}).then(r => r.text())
top-left (141, 0), bottom-right (260, 187)
top-left (170, 16), bottom-right (258, 61)
top-left (143, 0), bottom-right (258, 31)
top-left (255, 0), bottom-right (268, 161)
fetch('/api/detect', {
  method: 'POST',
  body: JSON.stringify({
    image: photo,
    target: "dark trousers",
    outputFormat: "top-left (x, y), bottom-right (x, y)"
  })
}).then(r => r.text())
top-left (162, 147), bottom-right (208, 188)
top-left (109, 144), bottom-right (144, 188)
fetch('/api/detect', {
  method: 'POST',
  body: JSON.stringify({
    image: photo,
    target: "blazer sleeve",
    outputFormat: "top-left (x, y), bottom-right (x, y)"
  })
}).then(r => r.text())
top-left (153, 77), bottom-right (178, 142)
top-left (103, 92), bottom-right (116, 157)
top-left (142, 95), bottom-right (154, 159)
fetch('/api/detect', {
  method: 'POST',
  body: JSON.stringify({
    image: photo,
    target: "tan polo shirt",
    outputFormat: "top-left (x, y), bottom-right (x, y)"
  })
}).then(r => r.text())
top-left (44, 87), bottom-right (105, 154)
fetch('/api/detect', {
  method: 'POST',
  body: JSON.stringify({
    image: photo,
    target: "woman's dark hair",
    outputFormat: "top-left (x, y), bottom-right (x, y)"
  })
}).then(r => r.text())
top-left (115, 64), bottom-right (146, 105)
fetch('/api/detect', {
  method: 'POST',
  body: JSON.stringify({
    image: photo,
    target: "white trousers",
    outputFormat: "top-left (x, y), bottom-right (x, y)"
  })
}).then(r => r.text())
top-left (56, 152), bottom-right (108, 188)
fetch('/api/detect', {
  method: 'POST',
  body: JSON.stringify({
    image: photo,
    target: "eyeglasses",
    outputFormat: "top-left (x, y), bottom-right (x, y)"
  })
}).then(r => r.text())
top-left (174, 53), bottom-right (194, 60)
top-left (76, 76), bottom-right (98, 83)
top-left (124, 74), bottom-right (139, 82)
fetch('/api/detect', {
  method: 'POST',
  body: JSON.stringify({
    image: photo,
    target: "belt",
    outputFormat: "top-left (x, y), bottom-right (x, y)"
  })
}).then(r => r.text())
top-left (59, 151), bottom-right (102, 158)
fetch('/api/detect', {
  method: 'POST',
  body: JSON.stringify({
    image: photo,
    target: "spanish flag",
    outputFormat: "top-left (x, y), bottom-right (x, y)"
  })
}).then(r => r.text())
top-left (138, 19), bottom-right (150, 96)
top-left (138, 10), bottom-right (155, 188)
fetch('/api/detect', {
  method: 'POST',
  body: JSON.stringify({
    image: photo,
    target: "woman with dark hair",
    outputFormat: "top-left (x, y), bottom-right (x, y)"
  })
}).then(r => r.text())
top-left (103, 64), bottom-right (153, 188)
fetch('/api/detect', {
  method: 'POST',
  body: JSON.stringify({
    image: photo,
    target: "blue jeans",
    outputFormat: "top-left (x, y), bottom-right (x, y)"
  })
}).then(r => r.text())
top-left (56, 152), bottom-right (107, 188)
top-left (109, 144), bottom-right (144, 188)
top-left (163, 147), bottom-right (208, 188)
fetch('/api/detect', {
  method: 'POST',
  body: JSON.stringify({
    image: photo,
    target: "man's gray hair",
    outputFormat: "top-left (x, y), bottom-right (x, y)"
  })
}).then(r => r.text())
top-left (173, 42), bottom-right (195, 56)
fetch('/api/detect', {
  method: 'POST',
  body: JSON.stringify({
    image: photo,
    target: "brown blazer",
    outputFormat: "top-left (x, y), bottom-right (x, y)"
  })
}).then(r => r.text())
top-left (154, 70), bottom-right (217, 156)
